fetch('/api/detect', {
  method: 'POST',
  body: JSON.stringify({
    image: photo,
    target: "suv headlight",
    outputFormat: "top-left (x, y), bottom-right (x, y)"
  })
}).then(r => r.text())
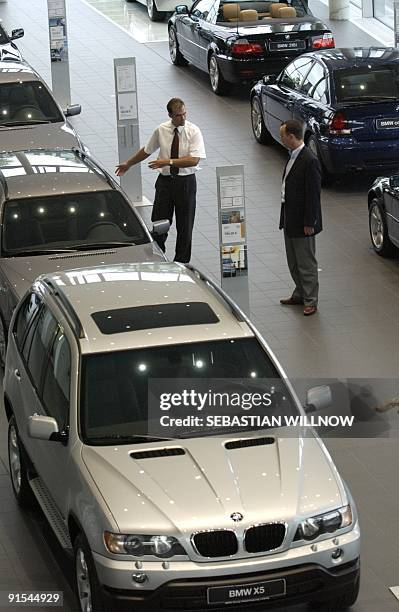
top-left (104, 532), bottom-right (186, 558)
top-left (294, 505), bottom-right (352, 541)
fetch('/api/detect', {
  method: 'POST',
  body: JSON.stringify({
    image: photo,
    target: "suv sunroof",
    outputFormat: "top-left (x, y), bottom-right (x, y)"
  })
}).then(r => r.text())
top-left (91, 302), bottom-right (219, 334)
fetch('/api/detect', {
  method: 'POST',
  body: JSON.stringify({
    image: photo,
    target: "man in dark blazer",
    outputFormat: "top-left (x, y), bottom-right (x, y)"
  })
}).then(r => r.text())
top-left (279, 120), bottom-right (322, 316)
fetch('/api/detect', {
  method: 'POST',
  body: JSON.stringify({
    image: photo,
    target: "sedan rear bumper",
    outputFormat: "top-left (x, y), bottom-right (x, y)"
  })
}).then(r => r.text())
top-left (217, 53), bottom-right (299, 84)
top-left (320, 136), bottom-right (399, 174)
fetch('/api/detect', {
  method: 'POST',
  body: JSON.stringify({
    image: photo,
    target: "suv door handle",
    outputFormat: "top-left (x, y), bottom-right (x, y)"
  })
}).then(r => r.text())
top-left (14, 369), bottom-right (21, 380)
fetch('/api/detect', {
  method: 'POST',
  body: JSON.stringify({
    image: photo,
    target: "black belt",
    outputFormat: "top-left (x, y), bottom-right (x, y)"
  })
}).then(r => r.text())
top-left (159, 173), bottom-right (195, 180)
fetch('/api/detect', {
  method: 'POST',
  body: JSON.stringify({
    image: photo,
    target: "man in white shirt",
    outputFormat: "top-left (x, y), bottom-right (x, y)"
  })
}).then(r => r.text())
top-left (116, 98), bottom-right (206, 263)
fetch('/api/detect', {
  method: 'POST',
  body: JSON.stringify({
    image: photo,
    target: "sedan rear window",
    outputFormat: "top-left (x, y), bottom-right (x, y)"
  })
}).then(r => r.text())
top-left (0, 81), bottom-right (63, 125)
top-left (334, 65), bottom-right (399, 103)
top-left (1, 190), bottom-right (148, 255)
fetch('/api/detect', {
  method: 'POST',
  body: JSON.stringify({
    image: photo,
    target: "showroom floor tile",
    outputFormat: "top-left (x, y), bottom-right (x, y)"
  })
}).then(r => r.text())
top-left (0, 0), bottom-right (399, 610)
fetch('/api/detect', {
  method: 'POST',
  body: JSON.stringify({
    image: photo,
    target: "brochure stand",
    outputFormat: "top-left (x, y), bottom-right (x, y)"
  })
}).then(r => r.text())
top-left (114, 57), bottom-right (149, 207)
top-left (216, 165), bottom-right (250, 316)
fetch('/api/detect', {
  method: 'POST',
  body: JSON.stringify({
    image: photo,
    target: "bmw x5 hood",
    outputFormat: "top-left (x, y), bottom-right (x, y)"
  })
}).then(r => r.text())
top-left (0, 243), bottom-right (165, 301)
top-left (0, 122), bottom-right (79, 153)
top-left (82, 433), bottom-right (346, 548)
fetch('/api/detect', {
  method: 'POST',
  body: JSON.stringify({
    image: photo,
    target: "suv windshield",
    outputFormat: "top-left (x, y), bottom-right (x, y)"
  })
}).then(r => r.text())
top-left (334, 65), bottom-right (399, 102)
top-left (80, 338), bottom-right (298, 444)
top-left (0, 81), bottom-right (63, 125)
top-left (1, 190), bottom-right (149, 255)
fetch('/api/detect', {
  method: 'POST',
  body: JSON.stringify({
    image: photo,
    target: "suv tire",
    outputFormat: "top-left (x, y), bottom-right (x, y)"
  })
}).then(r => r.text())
top-left (74, 533), bottom-right (104, 612)
top-left (8, 416), bottom-right (34, 508)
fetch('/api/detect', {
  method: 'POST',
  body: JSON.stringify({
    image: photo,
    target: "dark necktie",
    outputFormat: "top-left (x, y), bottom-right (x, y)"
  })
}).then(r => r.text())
top-left (170, 127), bottom-right (179, 176)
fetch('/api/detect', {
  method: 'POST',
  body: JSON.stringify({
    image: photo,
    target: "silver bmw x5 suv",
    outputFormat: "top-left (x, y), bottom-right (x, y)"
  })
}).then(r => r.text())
top-left (0, 148), bottom-right (168, 364)
top-left (4, 262), bottom-right (360, 612)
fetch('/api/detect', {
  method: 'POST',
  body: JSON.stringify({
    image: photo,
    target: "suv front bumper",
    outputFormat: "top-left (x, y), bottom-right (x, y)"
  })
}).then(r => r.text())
top-left (94, 523), bottom-right (360, 610)
top-left (102, 559), bottom-right (360, 611)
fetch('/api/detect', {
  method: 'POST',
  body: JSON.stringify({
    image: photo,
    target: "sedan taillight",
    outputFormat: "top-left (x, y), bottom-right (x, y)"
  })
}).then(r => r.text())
top-left (231, 40), bottom-right (263, 56)
top-left (329, 112), bottom-right (351, 135)
top-left (312, 33), bottom-right (335, 49)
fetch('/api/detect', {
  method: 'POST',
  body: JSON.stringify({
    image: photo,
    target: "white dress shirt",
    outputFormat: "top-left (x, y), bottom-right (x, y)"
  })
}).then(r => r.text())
top-left (281, 142), bottom-right (305, 203)
top-left (144, 120), bottom-right (206, 176)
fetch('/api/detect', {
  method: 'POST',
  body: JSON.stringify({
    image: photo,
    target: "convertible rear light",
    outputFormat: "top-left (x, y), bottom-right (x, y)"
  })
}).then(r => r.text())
top-left (231, 40), bottom-right (263, 56)
top-left (312, 33), bottom-right (335, 49)
top-left (328, 112), bottom-right (351, 135)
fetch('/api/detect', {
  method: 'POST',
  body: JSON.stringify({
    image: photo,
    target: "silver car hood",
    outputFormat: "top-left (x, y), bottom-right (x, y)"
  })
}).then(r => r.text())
top-left (1, 243), bottom-right (164, 300)
top-left (82, 433), bottom-right (345, 539)
top-left (0, 122), bottom-right (79, 153)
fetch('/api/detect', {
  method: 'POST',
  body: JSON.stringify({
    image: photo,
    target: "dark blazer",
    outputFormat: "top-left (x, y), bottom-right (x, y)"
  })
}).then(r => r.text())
top-left (279, 146), bottom-right (322, 238)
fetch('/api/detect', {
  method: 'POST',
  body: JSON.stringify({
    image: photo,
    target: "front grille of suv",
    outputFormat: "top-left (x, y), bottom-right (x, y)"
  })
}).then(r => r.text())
top-left (192, 523), bottom-right (285, 558)
top-left (193, 530), bottom-right (237, 557)
top-left (245, 523), bottom-right (286, 553)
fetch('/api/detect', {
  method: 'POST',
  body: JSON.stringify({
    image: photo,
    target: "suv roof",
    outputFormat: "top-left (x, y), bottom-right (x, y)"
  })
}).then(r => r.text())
top-left (0, 149), bottom-right (113, 199)
top-left (0, 60), bottom-right (39, 83)
top-left (39, 262), bottom-right (253, 354)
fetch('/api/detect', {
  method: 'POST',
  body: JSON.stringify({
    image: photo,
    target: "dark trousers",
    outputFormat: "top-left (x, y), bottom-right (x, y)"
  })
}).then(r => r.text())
top-left (151, 174), bottom-right (197, 264)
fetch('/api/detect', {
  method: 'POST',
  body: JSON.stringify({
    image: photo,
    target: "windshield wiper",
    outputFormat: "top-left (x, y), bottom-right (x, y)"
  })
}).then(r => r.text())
top-left (88, 434), bottom-right (173, 444)
top-left (339, 96), bottom-right (398, 102)
top-left (0, 120), bottom-right (52, 126)
top-left (68, 241), bottom-right (136, 250)
top-left (10, 247), bottom-right (78, 256)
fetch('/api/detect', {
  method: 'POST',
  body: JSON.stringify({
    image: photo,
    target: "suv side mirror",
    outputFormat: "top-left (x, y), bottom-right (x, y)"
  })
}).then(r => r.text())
top-left (64, 104), bottom-right (81, 117)
top-left (152, 219), bottom-right (170, 235)
top-left (263, 74), bottom-right (277, 85)
top-left (175, 4), bottom-right (189, 14)
top-left (11, 28), bottom-right (24, 41)
top-left (28, 414), bottom-right (61, 441)
top-left (305, 385), bottom-right (332, 413)
top-left (389, 175), bottom-right (399, 190)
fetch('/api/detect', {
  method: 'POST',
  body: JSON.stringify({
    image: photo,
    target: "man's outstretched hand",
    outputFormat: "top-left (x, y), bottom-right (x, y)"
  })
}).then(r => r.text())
top-left (115, 162), bottom-right (129, 176)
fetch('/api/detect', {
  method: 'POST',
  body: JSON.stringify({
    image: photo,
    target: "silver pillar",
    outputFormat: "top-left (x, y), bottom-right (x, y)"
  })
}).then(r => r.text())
top-left (328, 0), bottom-right (350, 20)
top-left (47, 0), bottom-right (71, 108)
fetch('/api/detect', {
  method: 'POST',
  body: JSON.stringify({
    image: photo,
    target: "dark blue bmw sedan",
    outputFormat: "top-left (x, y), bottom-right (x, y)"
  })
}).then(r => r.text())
top-left (250, 47), bottom-right (399, 181)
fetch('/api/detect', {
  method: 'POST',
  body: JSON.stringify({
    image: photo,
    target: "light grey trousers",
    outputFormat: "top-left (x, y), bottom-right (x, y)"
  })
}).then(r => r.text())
top-left (284, 232), bottom-right (319, 306)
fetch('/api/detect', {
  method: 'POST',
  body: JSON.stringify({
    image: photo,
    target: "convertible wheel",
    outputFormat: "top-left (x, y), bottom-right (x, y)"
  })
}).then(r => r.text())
top-left (251, 96), bottom-right (273, 145)
top-left (307, 134), bottom-right (335, 186)
top-left (209, 54), bottom-right (231, 96)
top-left (168, 27), bottom-right (188, 66)
top-left (74, 533), bottom-right (104, 612)
top-left (147, 0), bottom-right (164, 21)
top-left (8, 416), bottom-right (34, 508)
top-left (369, 198), bottom-right (397, 257)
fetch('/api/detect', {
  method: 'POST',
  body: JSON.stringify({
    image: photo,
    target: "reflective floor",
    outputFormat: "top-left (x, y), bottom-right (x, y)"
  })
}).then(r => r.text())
top-left (82, 0), bottom-right (168, 41)
top-left (0, 0), bottom-right (399, 610)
